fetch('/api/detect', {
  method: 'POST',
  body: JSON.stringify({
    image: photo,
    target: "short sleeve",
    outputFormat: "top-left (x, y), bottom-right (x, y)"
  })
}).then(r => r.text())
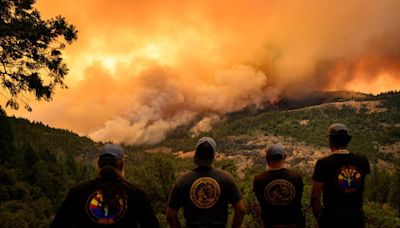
top-left (226, 173), bottom-right (242, 204)
top-left (312, 159), bottom-right (325, 183)
top-left (167, 182), bottom-right (182, 209)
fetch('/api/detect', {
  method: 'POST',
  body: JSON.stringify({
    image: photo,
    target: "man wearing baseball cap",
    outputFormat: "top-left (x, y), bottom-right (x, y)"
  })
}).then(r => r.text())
top-left (52, 144), bottom-right (160, 228)
top-left (253, 143), bottom-right (305, 227)
top-left (166, 137), bottom-right (245, 228)
top-left (311, 124), bottom-right (370, 228)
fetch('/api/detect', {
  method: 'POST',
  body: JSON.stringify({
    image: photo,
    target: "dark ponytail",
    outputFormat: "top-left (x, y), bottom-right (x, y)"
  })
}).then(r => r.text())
top-left (97, 155), bottom-right (127, 212)
top-left (99, 165), bottom-right (121, 180)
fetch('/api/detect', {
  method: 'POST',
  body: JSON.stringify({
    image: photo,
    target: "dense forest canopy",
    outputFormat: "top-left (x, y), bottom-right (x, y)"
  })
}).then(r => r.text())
top-left (0, 91), bottom-right (400, 227)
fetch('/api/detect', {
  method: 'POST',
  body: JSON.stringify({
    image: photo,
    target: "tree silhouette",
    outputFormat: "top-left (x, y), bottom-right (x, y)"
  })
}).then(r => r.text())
top-left (0, 0), bottom-right (77, 110)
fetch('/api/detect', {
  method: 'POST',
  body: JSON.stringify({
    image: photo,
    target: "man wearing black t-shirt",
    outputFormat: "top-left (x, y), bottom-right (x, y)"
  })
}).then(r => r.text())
top-left (51, 144), bottom-right (160, 228)
top-left (166, 137), bottom-right (245, 228)
top-left (253, 143), bottom-right (305, 228)
top-left (311, 123), bottom-right (370, 228)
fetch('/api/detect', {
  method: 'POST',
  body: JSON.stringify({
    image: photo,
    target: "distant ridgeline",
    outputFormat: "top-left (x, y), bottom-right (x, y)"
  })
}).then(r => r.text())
top-left (158, 90), bottom-right (400, 158)
top-left (0, 90), bottom-right (399, 227)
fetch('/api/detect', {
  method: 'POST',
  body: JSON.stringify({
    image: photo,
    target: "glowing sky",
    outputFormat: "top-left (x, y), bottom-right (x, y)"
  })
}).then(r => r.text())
top-left (5, 0), bottom-right (400, 144)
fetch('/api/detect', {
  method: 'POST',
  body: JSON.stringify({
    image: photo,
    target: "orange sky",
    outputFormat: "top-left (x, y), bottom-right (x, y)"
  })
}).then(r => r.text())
top-left (4, 0), bottom-right (400, 145)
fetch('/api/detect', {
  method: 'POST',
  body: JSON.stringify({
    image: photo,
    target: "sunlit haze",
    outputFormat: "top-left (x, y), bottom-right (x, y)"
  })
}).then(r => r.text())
top-left (5, 0), bottom-right (400, 145)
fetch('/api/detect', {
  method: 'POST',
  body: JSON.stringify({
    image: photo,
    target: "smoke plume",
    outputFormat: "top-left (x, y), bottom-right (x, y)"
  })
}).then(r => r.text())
top-left (6, 0), bottom-right (400, 145)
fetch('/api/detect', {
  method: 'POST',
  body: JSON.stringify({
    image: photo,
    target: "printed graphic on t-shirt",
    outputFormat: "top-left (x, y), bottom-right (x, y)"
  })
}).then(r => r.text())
top-left (190, 177), bottom-right (221, 208)
top-left (336, 165), bottom-right (363, 193)
top-left (264, 179), bottom-right (296, 206)
top-left (86, 190), bottom-right (127, 224)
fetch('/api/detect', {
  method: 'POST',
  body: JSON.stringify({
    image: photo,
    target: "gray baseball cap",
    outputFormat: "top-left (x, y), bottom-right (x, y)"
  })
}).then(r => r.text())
top-left (266, 143), bottom-right (285, 161)
top-left (194, 137), bottom-right (216, 166)
top-left (99, 144), bottom-right (125, 160)
top-left (328, 123), bottom-right (350, 136)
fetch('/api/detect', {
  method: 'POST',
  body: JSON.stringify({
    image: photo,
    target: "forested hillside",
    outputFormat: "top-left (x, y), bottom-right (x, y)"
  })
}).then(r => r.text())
top-left (151, 91), bottom-right (400, 227)
top-left (0, 110), bottom-right (97, 227)
top-left (0, 91), bottom-right (400, 227)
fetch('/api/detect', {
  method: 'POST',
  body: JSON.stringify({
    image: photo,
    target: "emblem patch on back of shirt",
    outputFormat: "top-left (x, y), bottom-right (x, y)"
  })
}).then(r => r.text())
top-left (86, 190), bottom-right (127, 224)
top-left (190, 177), bottom-right (221, 208)
top-left (336, 165), bottom-right (362, 193)
top-left (264, 179), bottom-right (296, 206)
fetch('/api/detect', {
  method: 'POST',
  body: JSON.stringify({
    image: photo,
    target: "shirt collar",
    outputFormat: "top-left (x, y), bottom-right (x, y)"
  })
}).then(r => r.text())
top-left (332, 149), bottom-right (350, 155)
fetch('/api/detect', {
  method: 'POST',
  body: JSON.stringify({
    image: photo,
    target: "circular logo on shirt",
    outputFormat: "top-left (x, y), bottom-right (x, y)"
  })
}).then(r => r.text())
top-left (336, 165), bottom-right (363, 193)
top-left (86, 190), bottom-right (127, 224)
top-left (264, 179), bottom-right (296, 206)
top-left (190, 177), bottom-right (221, 208)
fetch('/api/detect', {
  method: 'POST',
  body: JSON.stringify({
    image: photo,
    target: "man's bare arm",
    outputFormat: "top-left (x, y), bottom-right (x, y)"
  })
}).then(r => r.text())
top-left (311, 181), bottom-right (324, 218)
top-left (166, 207), bottom-right (180, 228)
top-left (232, 199), bottom-right (245, 228)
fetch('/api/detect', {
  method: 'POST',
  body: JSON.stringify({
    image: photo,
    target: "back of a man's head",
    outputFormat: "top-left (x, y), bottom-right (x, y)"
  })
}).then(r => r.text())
top-left (266, 143), bottom-right (286, 164)
top-left (328, 123), bottom-right (352, 148)
top-left (98, 144), bottom-right (125, 179)
top-left (194, 137), bottom-right (216, 166)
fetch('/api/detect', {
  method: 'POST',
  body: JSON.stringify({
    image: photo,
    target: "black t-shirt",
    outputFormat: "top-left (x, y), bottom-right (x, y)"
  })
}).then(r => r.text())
top-left (167, 166), bottom-right (242, 226)
top-left (51, 178), bottom-right (160, 228)
top-left (253, 168), bottom-right (304, 225)
top-left (312, 152), bottom-right (370, 210)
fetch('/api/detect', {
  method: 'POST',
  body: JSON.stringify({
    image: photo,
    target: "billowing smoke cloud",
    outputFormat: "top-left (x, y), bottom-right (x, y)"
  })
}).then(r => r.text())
top-left (86, 64), bottom-right (269, 144)
top-left (7, 0), bottom-right (400, 145)
top-left (190, 115), bottom-right (221, 137)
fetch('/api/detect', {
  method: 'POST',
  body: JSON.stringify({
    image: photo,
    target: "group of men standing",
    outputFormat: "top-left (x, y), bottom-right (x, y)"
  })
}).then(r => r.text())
top-left (52, 123), bottom-right (370, 228)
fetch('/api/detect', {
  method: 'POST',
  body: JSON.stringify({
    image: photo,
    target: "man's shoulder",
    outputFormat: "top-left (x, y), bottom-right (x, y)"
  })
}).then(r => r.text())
top-left (116, 179), bottom-right (147, 195)
top-left (282, 168), bottom-right (303, 179)
top-left (175, 169), bottom-right (198, 185)
top-left (211, 167), bottom-right (237, 181)
top-left (120, 179), bottom-right (140, 189)
top-left (213, 167), bottom-right (233, 175)
top-left (256, 169), bottom-right (302, 182)
top-left (178, 169), bottom-right (196, 178)
top-left (315, 153), bottom-right (340, 168)
top-left (350, 152), bottom-right (369, 161)
top-left (253, 171), bottom-right (268, 181)
top-left (317, 154), bottom-right (333, 163)
top-left (62, 179), bottom-right (100, 200)
top-left (176, 167), bottom-right (236, 184)
top-left (70, 179), bottom-right (99, 191)
top-left (326, 152), bottom-right (369, 164)
top-left (74, 178), bottom-right (143, 193)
